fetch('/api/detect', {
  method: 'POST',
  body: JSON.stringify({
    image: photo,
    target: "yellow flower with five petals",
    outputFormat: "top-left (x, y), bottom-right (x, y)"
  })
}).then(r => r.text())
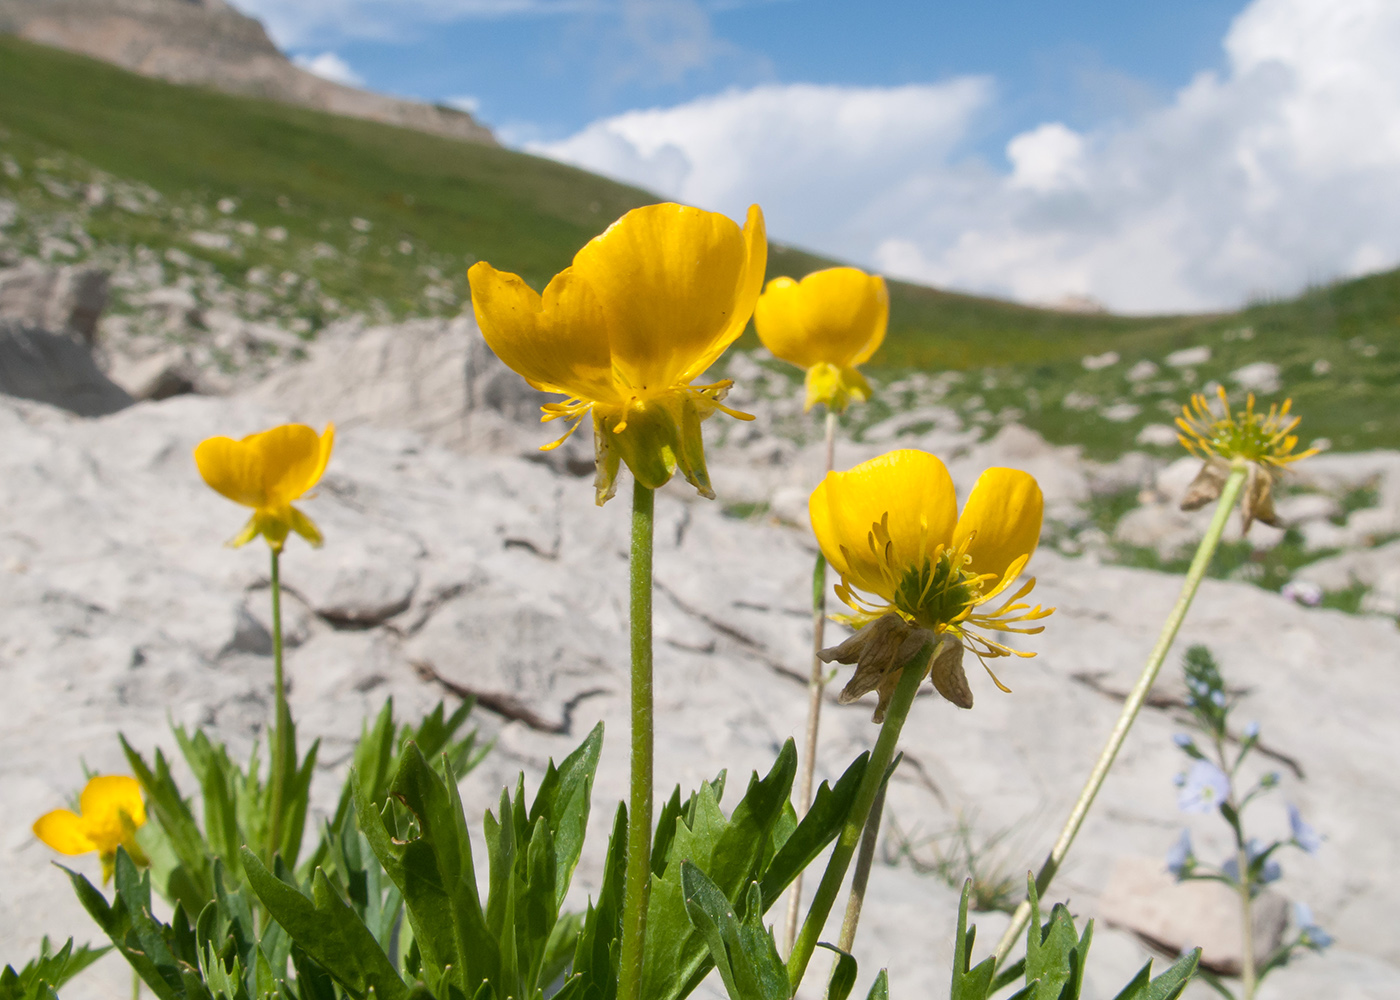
top-left (194, 423), bottom-right (335, 551)
top-left (468, 203), bottom-right (767, 505)
top-left (753, 266), bottom-right (888, 412)
top-left (34, 775), bottom-right (148, 883)
top-left (809, 449), bottom-right (1053, 719)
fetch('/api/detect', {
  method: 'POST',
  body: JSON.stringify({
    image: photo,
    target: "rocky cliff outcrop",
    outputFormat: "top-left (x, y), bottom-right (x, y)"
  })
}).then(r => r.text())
top-left (0, 0), bottom-right (496, 145)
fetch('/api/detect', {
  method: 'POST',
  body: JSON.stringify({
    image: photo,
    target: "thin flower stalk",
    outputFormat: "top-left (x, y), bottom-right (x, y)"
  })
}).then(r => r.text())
top-left (266, 546), bottom-right (292, 861)
top-left (836, 778), bottom-right (888, 954)
top-left (993, 462), bottom-right (1248, 965)
top-left (784, 407), bottom-right (839, 955)
top-left (786, 642), bottom-right (932, 991)
top-left (618, 480), bottom-right (656, 1000)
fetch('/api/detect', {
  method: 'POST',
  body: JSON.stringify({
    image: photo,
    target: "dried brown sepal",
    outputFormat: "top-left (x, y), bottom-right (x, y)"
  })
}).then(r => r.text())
top-left (821, 613), bottom-right (971, 721)
top-left (928, 634), bottom-right (973, 710)
top-left (1241, 461), bottom-right (1281, 532)
top-left (1180, 456), bottom-right (1232, 511)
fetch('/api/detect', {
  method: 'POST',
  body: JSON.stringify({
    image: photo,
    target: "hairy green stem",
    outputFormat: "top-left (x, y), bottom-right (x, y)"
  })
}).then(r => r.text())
top-left (266, 546), bottom-right (291, 861)
top-left (993, 463), bottom-right (1248, 965)
top-left (787, 643), bottom-right (931, 991)
top-left (618, 480), bottom-right (655, 1000)
top-left (784, 408), bottom-right (840, 955)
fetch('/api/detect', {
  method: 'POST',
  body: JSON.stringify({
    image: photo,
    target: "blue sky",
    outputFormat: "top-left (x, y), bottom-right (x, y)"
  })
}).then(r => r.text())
top-left (236, 0), bottom-right (1400, 314)
top-left (256, 1), bottom-right (1245, 148)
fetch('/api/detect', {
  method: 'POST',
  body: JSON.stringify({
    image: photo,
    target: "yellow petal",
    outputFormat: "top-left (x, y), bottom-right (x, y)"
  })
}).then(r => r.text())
top-left (753, 267), bottom-right (887, 370)
top-left (952, 468), bottom-right (1043, 587)
top-left (573, 203), bottom-right (766, 394)
top-left (195, 435), bottom-right (267, 509)
top-left (33, 809), bottom-right (94, 855)
top-left (468, 261), bottom-right (620, 403)
top-left (78, 775), bottom-right (146, 856)
top-left (250, 424), bottom-right (329, 507)
top-left (809, 450), bottom-right (957, 600)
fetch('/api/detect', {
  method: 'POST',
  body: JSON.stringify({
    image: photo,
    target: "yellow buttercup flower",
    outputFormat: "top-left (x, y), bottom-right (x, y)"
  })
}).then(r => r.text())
top-left (34, 775), bottom-right (148, 883)
top-left (469, 203), bottom-right (767, 505)
top-left (194, 423), bottom-right (335, 551)
top-left (809, 449), bottom-right (1053, 718)
top-left (1176, 387), bottom-right (1319, 531)
top-left (753, 267), bottom-right (888, 413)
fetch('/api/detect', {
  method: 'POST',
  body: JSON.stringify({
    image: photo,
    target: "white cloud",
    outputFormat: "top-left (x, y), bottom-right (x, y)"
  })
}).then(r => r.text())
top-left (533, 79), bottom-right (995, 257)
top-left (535, 0), bottom-right (1400, 313)
top-left (443, 94), bottom-right (482, 115)
top-left (292, 51), bottom-right (365, 87)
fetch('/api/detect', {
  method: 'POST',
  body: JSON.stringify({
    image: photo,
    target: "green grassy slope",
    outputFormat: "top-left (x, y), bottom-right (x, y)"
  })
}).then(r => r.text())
top-left (1, 34), bottom-right (1396, 454)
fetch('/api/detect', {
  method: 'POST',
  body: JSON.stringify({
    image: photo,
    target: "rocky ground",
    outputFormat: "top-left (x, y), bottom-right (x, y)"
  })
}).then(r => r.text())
top-left (3, 268), bottom-right (1399, 1000)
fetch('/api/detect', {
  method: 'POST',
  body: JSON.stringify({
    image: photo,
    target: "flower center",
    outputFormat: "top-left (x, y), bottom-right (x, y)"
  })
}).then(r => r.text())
top-left (894, 548), bottom-right (981, 632)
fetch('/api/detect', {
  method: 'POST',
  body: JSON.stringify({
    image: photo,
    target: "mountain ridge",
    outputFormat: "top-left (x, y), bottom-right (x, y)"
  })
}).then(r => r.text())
top-left (0, 0), bottom-right (496, 145)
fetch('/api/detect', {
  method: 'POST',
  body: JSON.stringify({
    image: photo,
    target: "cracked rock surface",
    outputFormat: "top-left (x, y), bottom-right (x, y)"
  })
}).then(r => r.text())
top-left (2, 360), bottom-right (1399, 998)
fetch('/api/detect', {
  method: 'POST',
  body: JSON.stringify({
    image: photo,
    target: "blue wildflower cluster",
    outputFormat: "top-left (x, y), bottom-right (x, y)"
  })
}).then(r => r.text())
top-left (1163, 646), bottom-right (1332, 995)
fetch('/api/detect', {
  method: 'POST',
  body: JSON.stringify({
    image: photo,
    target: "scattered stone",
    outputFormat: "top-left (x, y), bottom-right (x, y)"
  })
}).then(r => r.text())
top-left (0, 320), bottom-right (132, 416)
top-left (1166, 346), bottom-right (1211, 368)
top-left (1082, 351), bottom-right (1120, 371)
top-left (1127, 360), bottom-right (1160, 382)
top-left (4, 390), bottom-right (1400, 1000)
top-left (1098, 855), bottom-right (1287, 975)
top-left (1273, 493), bottom-right (1342, 527)
top-left (1295, 539), bottom-right (1400, 600)
top-left (1135, 423), bottom-right (1179, 448)
top-left (1102, 402), bottom-right (1141, 422)
top-left (0, 261), bottom-right (109, 344)
top-left (1230, 361), bottom-right (1282, 395)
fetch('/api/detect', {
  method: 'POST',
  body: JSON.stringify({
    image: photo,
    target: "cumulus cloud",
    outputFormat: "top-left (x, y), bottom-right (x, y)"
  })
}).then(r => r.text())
top-left (536, 0), bottom-right (1400, 313)
top-left (291, 51), bottom-right (366, 87)
top-left (533, 79), bottom-right (996, 258)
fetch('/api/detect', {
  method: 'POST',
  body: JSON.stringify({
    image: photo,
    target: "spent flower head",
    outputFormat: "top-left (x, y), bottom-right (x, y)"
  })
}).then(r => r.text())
top-left (33, 775), bottom-right (148, 883)
top-left (752, 266), bottom-right (888, 413)
top-left (1176, 386), bottom-right (1319, 532)
top-left (195, 423), bottom-right (335, 551)
top-left (469, 203), bottom-right (766, 505)
top-left (809, 449), bottom-right (1053, 719)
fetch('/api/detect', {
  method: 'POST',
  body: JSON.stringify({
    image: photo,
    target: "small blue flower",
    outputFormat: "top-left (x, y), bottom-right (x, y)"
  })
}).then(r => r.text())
top-left (1295, 902), bottom-right (1334, 949)
top-left (1223, 839), bottom-right (1282, 885)
top-left (1243, 721), bottom-right (1260, 739)
top-left (1211, 689), bottom-right (1227, 708)
top-left (1165, 829), bottom-right (1193, 878)
top-left (1178, 759), bottom-right (1231, 814)
top-left (1288, 803), bottom-right (1324, 854)
top-left (1173, 733), bottom-right (1194, 749)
